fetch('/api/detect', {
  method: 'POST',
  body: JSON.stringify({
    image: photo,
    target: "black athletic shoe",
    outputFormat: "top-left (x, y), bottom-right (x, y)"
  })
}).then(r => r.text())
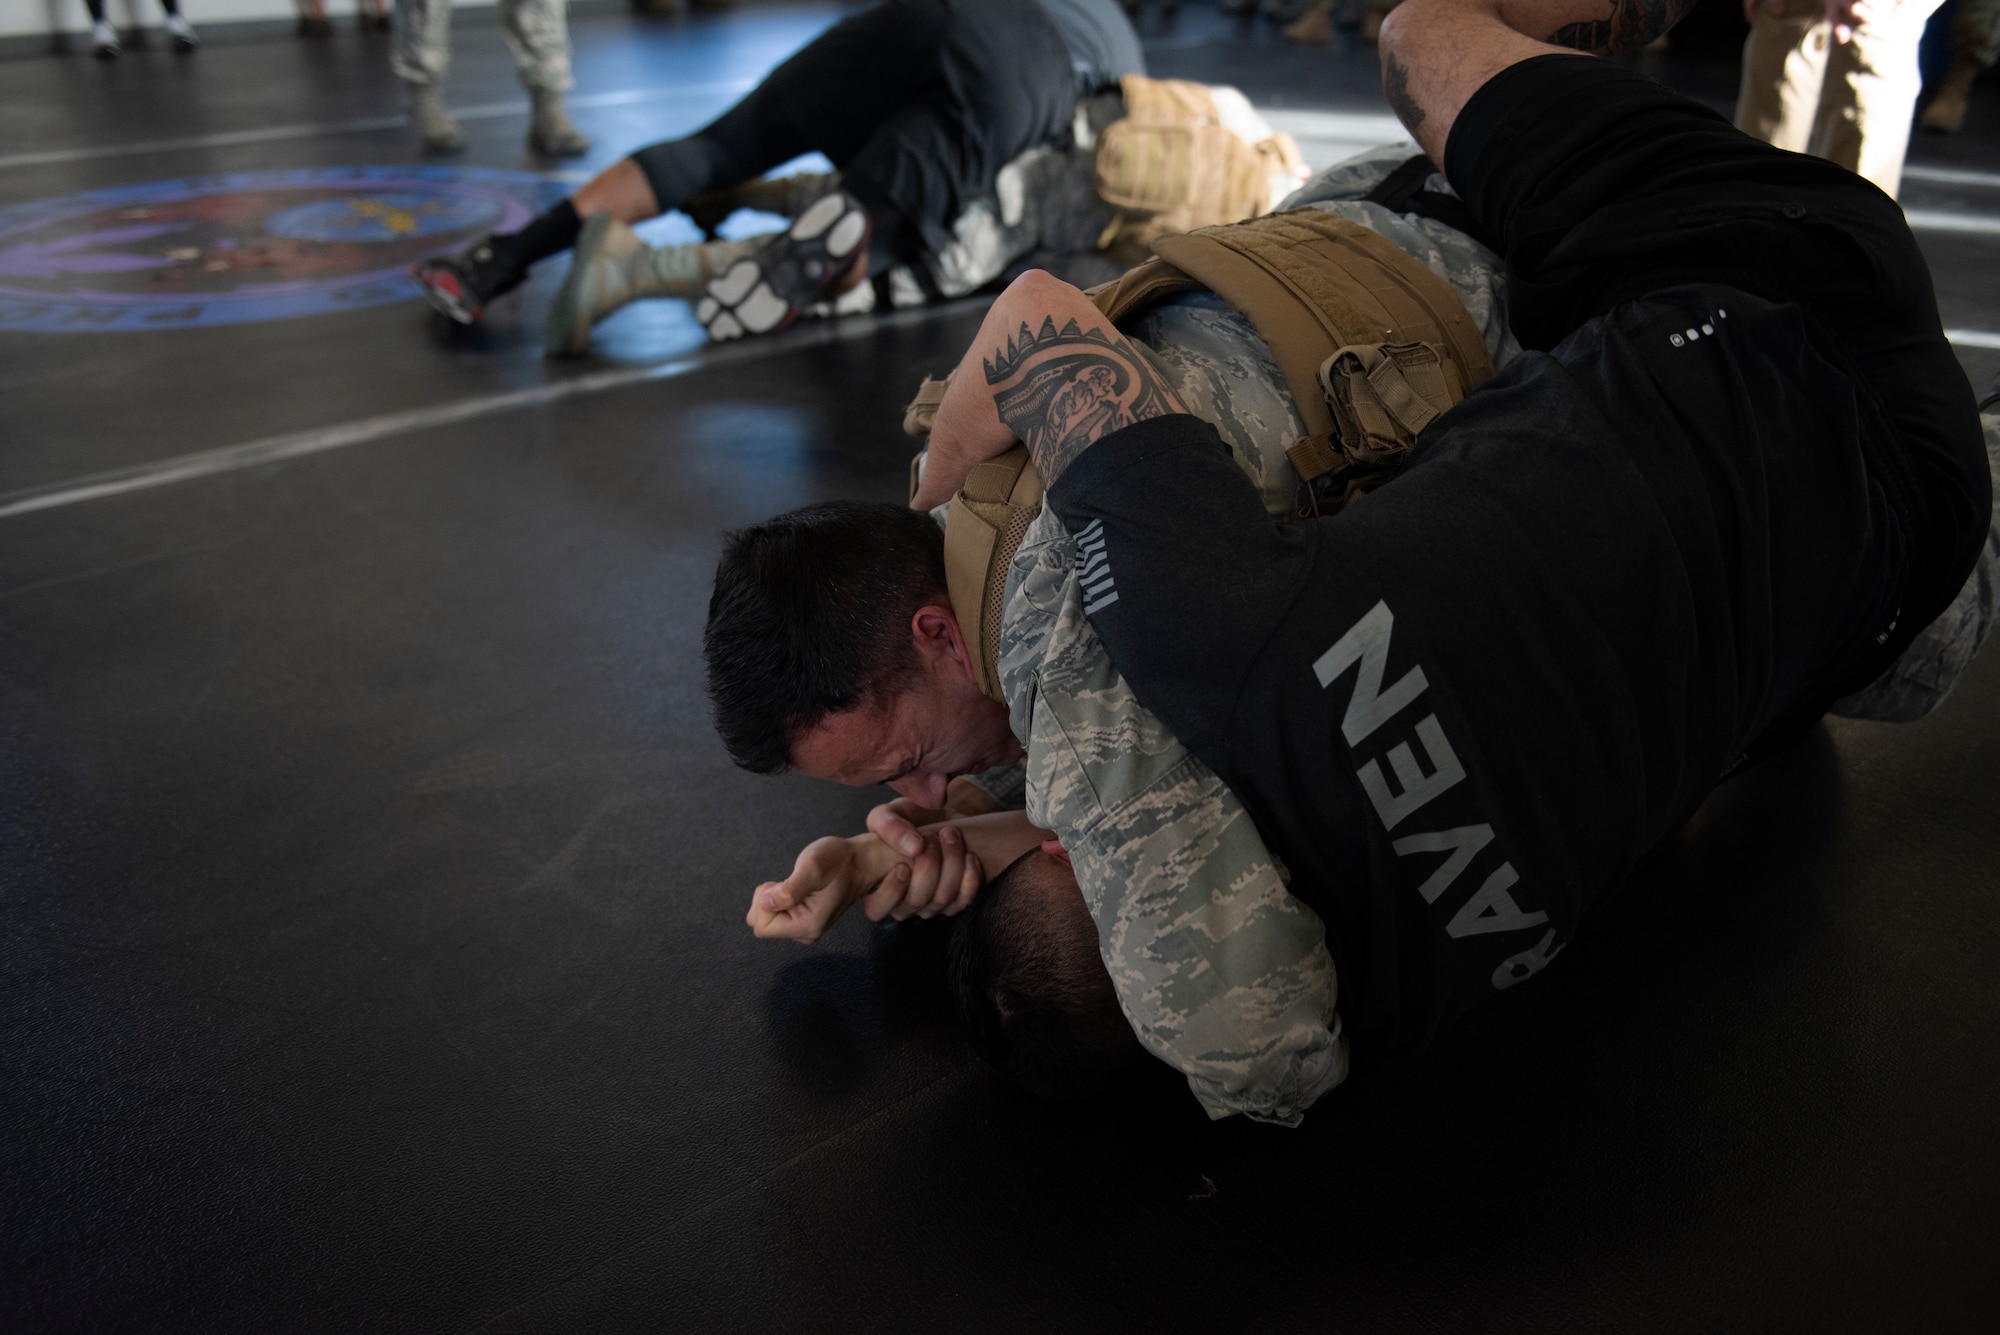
top-left (411, 241), bottom-right (526, 325)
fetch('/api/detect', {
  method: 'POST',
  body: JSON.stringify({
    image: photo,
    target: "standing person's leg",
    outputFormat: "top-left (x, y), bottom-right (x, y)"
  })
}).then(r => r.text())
top-left (500, 0), bottom-right (590, 156)
top-left (393, 0), bottom-right (464, 153)
top-left (1922, 0), bottom-right (2000, 130)
top-left (84, 0), bottom-right (120, 57)
top-left (152, 0), bottom-right (199, 49)
top-left (1809, 0), bottom-right (1948, 194)
top-left (1735, 0), bottom-right (1832, 150)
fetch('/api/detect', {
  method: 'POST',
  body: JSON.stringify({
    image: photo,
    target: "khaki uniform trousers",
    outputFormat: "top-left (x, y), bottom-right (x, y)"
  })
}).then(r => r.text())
top-left (1734, 0), bottom-right (1946, 198)
top-left (392, 0), bottom-right (573, 93)
top-left (1955, 0), bottom-right (2000, 67)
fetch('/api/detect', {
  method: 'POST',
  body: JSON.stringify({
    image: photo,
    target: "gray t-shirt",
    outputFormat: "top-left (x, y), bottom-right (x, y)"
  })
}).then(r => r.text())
top-left (1032, 0), bottom-right (1145, 95)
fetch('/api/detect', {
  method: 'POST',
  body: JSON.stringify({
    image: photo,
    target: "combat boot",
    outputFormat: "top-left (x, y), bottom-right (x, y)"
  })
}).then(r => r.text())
top-left (528, 87), bottom-right (591, 158)
top-left (545, 214), bottom-right (755, 355)
top-left (1920, 55), bottom-right (1981, 135)
top-left (1284, 0), bottom-right (1334, 44)
top-left (408, 83), bottom-right (464, 154)
top-left (684, 172), bottom-right (840, 237)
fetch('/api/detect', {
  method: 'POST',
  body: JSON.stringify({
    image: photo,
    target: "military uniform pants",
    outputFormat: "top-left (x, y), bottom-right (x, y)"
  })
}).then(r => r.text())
top-left (392, 0), bottom-right (573, 93)
top-left (1733, 0), bottom-right (1945, 197)
top-left (1953, 0), bottom-right (2000, 67)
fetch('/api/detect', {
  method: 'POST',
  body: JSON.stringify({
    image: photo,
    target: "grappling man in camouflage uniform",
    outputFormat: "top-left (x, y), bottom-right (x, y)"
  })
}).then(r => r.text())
top-left (704, 0), bottom-right (1998, 1123)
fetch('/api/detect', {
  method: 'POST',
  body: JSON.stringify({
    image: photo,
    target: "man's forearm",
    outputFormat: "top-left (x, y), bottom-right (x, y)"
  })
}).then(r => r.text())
top-left (919, 271), bottom-right (1190, 503)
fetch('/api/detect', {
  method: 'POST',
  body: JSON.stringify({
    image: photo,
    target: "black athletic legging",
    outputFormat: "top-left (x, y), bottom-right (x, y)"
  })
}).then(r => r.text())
top-left (630, 0), bottom-right (1075, 273)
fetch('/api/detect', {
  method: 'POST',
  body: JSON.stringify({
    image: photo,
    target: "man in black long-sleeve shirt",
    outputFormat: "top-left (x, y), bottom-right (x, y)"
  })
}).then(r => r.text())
top-left (907, 0), bottom-right (1989, 1052)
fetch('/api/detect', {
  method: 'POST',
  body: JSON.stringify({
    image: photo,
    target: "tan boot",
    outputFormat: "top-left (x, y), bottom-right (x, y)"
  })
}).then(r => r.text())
top-left (408, 83), bottom-right (464, 155)
top-left (684, 172), bottom-right (841, 237)
top-left (1284, 0), bottom-right (1334, 44)
top-left (1920, 55), bottom-right (1981, 135)
top-left (546, 214), bottom-right (754, 355)
top-left (528, 87), bottom-right (590, 158)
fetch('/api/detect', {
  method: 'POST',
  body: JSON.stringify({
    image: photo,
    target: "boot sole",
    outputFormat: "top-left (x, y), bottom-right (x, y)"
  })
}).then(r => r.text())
top-left (696, 193), bottom-right (868, 343)
top-left (413, 263), bottom-right (481, 324)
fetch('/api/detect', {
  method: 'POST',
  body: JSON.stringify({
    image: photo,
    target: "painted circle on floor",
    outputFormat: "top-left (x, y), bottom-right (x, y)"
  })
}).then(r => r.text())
top-left (0, 166), bottom-right (571, 333)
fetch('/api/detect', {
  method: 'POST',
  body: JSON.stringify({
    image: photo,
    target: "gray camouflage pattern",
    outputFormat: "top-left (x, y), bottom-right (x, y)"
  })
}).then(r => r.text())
top-left (988, 145), bottom-right (1524, 1122)
top-left (394, 0), bottom-right (574, 91)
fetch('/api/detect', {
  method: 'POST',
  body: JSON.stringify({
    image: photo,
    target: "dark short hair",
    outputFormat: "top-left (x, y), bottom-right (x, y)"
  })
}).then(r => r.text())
top-left (704, 501), bottom-right (948, 774)
top-left (947, 850), bottom-right (1147, 1099)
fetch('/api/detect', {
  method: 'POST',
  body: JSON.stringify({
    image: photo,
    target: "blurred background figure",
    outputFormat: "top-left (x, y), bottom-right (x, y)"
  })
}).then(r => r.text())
top-left (1736, 0), bottom-right (1948, 197)
top-left (629, 0), bottom-right (736, 13)
top-left (1920, 0), bottom-right (1999, 131)
top-left (1279, 0), bottom-right (1399, 46)
top-left (393, 0), bottom-right (589, 156)
top-left (87, 0), bottom-right (198, 56)
top-left (296, 0), bottom-right (392, 38)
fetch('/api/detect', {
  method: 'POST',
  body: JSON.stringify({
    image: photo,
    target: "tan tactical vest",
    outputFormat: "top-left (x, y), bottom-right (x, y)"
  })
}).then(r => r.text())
top-left (1092, 75), bottom-right (1305, 245)
top-left (905, 207), bottom-right (1494, 701)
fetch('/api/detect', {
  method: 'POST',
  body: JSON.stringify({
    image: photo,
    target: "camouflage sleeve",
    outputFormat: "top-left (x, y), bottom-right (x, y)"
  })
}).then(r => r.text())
top-left (1003, 519), bottom-right (1350, 1124)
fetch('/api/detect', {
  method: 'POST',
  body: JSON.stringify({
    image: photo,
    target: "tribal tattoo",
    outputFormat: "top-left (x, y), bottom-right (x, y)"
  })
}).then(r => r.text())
top-left (1548, 0), bottom-right (1697, 53)
top-left (984, 316), bottom-right (1181, 486)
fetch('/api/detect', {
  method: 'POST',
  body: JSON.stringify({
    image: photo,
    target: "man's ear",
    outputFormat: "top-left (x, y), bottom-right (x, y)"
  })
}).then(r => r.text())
top-left (911, 602), bottom-right (976, 683)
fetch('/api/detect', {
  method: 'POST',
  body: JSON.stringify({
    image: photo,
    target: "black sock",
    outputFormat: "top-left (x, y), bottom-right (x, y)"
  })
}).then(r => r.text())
top-left (483, 199), bottom-right (581, 274)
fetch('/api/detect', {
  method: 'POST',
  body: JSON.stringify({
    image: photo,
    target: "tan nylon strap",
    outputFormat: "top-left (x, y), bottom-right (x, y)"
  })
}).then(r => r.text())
top-left (1286, 433), bottom-right (1344, 483)
top-left (941, 446), bottom-right (1043, 702)
top-left (1085, 257), bottom-right (1206, 324)
top-left (902, 373), bottom-right (951, 438)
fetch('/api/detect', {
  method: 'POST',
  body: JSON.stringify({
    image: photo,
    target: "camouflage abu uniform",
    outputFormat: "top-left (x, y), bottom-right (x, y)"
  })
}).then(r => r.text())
top-left (974, 144), bottom-right (2000, 1122)
top-left (394, 0), bottom-right (574, 92)
top-left (981, 145), bottom-right (1522, 1123)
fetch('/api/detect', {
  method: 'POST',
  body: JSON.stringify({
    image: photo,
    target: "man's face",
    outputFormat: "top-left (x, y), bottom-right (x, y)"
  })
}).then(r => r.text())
top-left (788, 604), bottom-right (1022, 807)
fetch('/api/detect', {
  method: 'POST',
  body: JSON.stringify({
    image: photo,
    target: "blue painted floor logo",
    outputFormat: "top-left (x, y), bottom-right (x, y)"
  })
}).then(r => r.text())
top-left (0, 166), bottom-right (569, 333)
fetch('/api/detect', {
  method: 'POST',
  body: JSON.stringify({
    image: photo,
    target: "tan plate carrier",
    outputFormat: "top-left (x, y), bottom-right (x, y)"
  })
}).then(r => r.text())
top-left (904, 207), bottom-right (1495, 702)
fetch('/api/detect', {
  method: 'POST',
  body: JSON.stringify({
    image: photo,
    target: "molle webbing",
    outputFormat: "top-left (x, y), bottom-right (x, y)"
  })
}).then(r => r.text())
top-left (1090, 207), bottom-right (1494, 509)
top-left (907, 207), bottom-right (1494, 698)
top-left (939, 446), bottom-right (1043, 702)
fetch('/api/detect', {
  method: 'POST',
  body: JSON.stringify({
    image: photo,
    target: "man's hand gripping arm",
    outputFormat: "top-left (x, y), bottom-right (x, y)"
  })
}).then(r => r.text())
top-left (909, 269), bottom-right (1190, 512)
top-left (746, 809), bottom-right (1053, 944)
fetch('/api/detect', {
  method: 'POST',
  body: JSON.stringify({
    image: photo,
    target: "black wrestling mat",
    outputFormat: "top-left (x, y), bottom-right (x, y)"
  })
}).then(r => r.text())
top-left (4, 3), bottom-right (1998, 1330)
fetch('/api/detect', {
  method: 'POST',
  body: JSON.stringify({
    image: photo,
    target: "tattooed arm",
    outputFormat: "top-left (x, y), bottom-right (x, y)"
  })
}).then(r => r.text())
top-left (910, 269), bottom-right (1189, 511)
top-left (1376, 0), bottom-right (1696, 168)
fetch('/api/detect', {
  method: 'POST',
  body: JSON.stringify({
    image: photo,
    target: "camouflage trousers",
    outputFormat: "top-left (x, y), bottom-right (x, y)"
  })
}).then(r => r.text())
top-left (1955, 0), bottom-right (2000, 68)
top-left (393, 0), bottom-right (573, 92)
top-left (1734, 0), bottom-right (1947, 197)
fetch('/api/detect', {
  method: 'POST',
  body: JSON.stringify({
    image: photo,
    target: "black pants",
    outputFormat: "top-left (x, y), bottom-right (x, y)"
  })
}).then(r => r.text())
top-left (1446, 53), bottom-right (1991, 639)
top-left (630, 0), bottom-right (1076, 269)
